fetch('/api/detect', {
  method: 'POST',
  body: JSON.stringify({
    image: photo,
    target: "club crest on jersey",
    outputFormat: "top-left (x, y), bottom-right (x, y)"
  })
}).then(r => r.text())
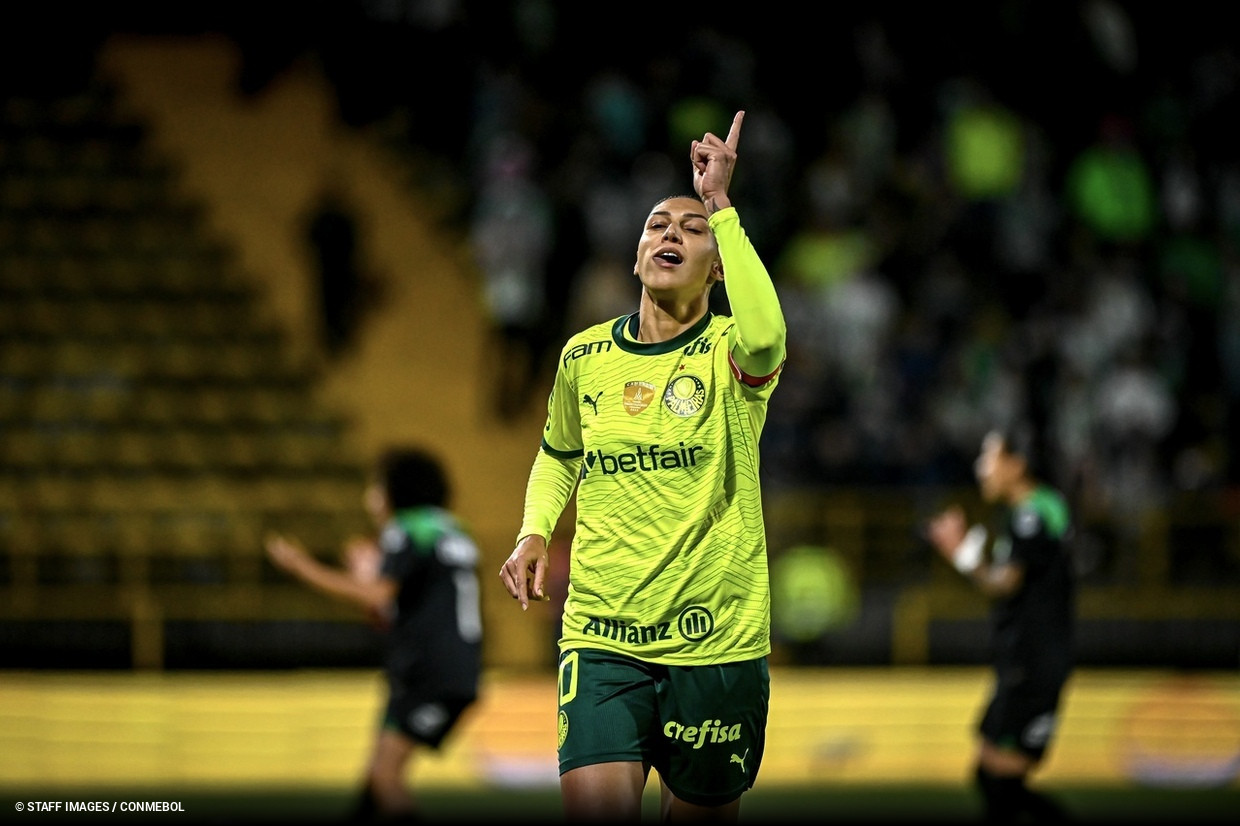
top-left (663, 375), bottom-right (706, 416)
top-left (624, 381), bottom-right (656, 415)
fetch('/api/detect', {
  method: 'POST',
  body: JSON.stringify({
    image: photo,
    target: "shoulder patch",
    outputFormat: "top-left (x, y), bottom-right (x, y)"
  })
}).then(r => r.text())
top-left (380, 523), bottom-right (407, 554)
top-left (1013, 505), bottom-right (1042, 539)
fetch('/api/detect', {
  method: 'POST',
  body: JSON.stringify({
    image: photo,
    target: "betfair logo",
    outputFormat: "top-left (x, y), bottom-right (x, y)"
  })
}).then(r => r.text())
top-left (582, 442), bottom-right (704, 477)
top-left (663, 718), bottom-right (743, 750)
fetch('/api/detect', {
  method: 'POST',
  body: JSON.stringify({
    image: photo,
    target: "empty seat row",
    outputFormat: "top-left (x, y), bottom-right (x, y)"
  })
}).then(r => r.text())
top-left (0, 472), bottom-right (366, 515)
top-left (0, 165), bottom-right (178, 212)
top-left (0, 249), bottom-right (249, 300)
top-left (0, 423), bottom-right (358, 475)
top-left (0, 380), bottom-right (331, 430)
top-left (0, 293), bottom-right (266, 339)
top-left (0, 337), bottom-right (296, 382)
top-left (1, 83), bottom-right (131, 131)
top-left (0, 207), bottom-right (210, 256)
top-left (1, 505), bottom-right (367, 560)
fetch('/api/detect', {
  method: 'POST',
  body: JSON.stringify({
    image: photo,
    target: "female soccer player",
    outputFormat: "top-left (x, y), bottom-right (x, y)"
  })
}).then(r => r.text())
top-left (266, 447), bottom-right (483, 822)
top-left (927, 426), bottom-right (1076, 823)
top-left (499, 110), bottom-right (787, 822)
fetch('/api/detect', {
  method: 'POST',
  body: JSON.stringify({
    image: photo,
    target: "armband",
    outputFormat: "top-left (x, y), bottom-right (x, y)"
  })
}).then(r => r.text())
top-left (953, 525), bottom-right (987, 574)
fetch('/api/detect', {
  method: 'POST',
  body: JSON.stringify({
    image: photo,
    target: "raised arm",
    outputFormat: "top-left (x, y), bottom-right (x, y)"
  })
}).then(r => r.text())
top-left (694, 110), bottom-right (786, 380)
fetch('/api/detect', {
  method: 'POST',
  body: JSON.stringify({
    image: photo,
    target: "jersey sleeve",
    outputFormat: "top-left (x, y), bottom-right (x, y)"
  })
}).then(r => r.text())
top-left (710, 206), bottom-right (786, 384)
top-left (378, 521), bottom-right (422, 582)
top-left (516, 447), bottom-right (581, 543)
top-left (517, 346), bottom-right (584, 543)
top-left (542, 350), bottom-right (584, 456)
top-left (1007, 503), bottom-right (1054, 571)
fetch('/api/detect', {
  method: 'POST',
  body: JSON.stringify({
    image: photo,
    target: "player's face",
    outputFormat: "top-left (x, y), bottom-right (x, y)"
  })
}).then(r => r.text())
top-left (634, 197), bottom-right (722, 296)
top-left (975, 431), bottom-right (1019, 503)
top-left (363, 481), bottom-right (389, 526)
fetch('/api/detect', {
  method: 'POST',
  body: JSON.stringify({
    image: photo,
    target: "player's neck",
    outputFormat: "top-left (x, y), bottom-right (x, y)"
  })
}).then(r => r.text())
top-left (636, 292), bottom-right (709, 342)
top-left (1006, 477), bottom-right (1037, 505)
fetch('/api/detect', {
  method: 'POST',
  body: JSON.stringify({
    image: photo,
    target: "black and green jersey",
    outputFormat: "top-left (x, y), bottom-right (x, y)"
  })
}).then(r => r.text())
top-left (380, 506), bottom-right (483, 697)
top-left (990, 485), bottom-right (1075, 676)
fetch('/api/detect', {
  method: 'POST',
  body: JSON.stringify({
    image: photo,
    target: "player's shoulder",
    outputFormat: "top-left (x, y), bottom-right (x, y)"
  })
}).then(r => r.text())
top-left (1020, 485), bottom-right (1071, 540)
top-left (380, 520), bottom-right (412, 554)
top-left (1013, 487), bottom-right (1069, 540)
top-left (557, 317), bottom-right (627, 373)
top-left (562, 316), bottom-right (624, 349)
top-left (707, 313), bottom-right (735, 336)
top-left (1011, 503), bottom-right (1044, 540)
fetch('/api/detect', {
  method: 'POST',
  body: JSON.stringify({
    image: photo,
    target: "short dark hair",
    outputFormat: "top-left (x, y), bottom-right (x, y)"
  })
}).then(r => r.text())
top-left (376, 447), bottom-right (450, 510)
top-left (650, 194), bottom-right (704, 212)
top-left (993, 421), bottom-right (1043, 479)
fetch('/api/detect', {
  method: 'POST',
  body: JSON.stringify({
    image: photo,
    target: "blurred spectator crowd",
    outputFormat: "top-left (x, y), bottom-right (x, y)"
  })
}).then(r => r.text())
top-left (108, 2), bottom-right (1240, 515)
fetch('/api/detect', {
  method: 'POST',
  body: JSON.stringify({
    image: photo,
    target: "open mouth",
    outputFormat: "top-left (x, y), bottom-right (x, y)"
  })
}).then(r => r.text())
top-left (655, 251), bottom-right (682, 264)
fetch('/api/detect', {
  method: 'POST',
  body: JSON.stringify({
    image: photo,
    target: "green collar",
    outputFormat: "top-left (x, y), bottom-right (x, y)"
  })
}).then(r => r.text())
top-left (612, 311), bottom-right (713, 355)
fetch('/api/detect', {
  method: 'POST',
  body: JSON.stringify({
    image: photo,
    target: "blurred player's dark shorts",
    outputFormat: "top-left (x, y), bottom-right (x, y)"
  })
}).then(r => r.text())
top-left (383, 679), bottom-right (476, 748)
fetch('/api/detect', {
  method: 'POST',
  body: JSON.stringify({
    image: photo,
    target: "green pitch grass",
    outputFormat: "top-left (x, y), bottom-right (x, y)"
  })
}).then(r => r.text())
top-left (5, 668), bottom-right (1237, 822)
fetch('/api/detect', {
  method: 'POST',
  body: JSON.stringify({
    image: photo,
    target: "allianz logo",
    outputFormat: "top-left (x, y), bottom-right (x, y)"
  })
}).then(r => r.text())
top-left (581, 615), bottom-right (673, 644)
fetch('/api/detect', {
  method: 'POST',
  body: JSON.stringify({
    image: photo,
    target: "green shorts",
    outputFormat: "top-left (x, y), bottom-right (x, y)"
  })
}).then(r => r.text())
top-left (556, 647), bottom-right (769, 807)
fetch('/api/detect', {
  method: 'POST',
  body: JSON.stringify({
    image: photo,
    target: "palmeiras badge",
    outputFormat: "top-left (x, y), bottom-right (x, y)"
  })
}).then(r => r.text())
top-left (663, 375), bottom-right (706, 416)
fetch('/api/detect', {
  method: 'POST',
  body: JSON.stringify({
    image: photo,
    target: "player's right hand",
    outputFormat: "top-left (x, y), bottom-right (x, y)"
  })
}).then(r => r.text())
top-left (926, 505), bottom-right (967, 559)
top-left (344, 536), bottom-right (381, 582)
top-left (265, 533), bottom-right (309, 574)
top-left (498, 534), bottom-right (551, 611)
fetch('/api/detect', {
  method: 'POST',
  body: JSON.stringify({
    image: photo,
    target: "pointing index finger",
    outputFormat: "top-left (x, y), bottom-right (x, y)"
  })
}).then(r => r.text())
top-left (725, 110), bottom-right (745, 150)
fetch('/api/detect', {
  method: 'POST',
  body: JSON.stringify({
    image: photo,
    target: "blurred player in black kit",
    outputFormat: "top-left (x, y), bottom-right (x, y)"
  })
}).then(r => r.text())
top-left (927, 425), bottom-right (1076, 823)
top-left (266, 446), bottom-right (483, 823)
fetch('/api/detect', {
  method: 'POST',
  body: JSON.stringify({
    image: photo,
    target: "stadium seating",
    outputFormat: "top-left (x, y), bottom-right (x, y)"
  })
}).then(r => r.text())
top-left (0, 78), bottom-right (372, 666)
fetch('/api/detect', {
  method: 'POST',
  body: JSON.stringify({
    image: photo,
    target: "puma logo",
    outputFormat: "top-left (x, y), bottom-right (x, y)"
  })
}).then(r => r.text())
top-left (730, 749), bottom-right (749, 771)
top-left (583, 392), bottom-right (602, 415)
